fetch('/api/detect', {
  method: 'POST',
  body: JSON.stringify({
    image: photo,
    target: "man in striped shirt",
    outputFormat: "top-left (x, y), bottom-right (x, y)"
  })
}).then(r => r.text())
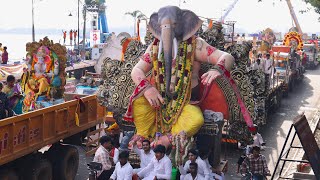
top-left (241, 146), bottom-right (271, 180)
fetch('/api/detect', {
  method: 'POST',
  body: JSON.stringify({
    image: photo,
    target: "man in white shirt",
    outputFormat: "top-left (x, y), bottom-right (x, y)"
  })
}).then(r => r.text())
top-left (179, 149), bottom-right (210, 180)
top-left (110, 151), bottom-right (133, 180)
top-left (264, 54), bottom-right (274, 73)
top-left (93, 135), bottom-right (114, 180)
top-left (184, 163), bottom-right (205, 180)
top-left (264, 53), bottom-right (273, 89)
top-left (137, 145), bottom-right (172, 180)
top-left (203, 158), bottom-right (225, 180)
top-left (246, 124), bottom-right (265, 155)
top-left (133, 139), bottom-right (155, 177)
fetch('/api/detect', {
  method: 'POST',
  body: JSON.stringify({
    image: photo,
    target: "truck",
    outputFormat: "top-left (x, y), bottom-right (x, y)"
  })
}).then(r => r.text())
top-left (0, 94), bottom-right (106, 180)
top-left (303, 43), bottom-right (319, 69)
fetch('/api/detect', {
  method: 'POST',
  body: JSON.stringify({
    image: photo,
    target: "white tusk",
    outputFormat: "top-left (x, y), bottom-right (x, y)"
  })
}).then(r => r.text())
top-left (158, 39), bottom-right (163, 60)
top-left (173, 38), bottom-right (178, 60)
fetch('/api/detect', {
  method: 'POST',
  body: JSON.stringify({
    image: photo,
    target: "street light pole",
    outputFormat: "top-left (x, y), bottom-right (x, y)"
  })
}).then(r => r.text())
top-left (77, 0), bottom-right (80, 53)
top-left (32, 0), bottom-right (35, 42)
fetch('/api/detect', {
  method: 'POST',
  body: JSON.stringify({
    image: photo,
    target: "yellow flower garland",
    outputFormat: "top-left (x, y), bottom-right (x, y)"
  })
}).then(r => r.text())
top-left (151, 37), bottom-right (196, 133)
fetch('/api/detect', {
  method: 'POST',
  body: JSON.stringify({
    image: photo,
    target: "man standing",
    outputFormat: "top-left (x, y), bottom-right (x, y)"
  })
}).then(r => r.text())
top-left (2, 46), bottom-right (8, 64)
top-left (241, 146), bottom-right (271, 180)
top-left (69, 30), bottom-right (73, 45)
top-left (93, 135), bottom-right (114, 180)
top-left (137, 145), bottom-right (172, 180)
top-left (74, 30), bottom-right (78, 45)
top-left (110, 151), bottom-right (133, 180)
top-left (132, 139), bottom-right (155, 177)
top-left (184, 163), bottom-right (205, 180)
top-left (62, 31), bottom-right (67, 44)
top-left (264, 53), bottom-right (273, 90)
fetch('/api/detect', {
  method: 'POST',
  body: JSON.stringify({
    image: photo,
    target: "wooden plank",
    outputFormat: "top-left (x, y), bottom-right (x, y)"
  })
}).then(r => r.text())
top-left (86, 146), bottom-right (99, 157)
top-left (86, 138), bottom-right (100, 147)
top-left (0, 95), bottom-right (105, 166)
top-left (86, 127), bottom-right (105, 137)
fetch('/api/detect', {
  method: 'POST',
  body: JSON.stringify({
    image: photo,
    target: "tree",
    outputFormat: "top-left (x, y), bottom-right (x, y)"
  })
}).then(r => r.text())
top-left (303, 0), bottom-right (320, 13)
top-left (125, 10), bottom-right (147, 36)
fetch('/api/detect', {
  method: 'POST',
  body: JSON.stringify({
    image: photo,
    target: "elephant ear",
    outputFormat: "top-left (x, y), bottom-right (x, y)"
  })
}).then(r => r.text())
top-left (181, 10), bottom-right (203, 41)
top-left (149, 12), bottom-right (161, 40)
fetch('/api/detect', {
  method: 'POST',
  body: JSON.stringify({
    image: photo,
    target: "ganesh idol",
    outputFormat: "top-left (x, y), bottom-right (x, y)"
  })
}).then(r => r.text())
top-left (24, 46), bottom-right (59, 99)
top-left (124, 6), bottom-right (236, 145)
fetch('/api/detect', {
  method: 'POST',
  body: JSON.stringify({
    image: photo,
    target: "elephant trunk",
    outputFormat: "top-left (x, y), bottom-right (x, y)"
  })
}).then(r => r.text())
top-left (161, 24), bottom-right (174, 97)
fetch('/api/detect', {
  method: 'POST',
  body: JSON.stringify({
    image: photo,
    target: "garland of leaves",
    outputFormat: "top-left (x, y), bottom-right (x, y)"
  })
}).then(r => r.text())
top-left (152, 37), bottom-right (196, 133)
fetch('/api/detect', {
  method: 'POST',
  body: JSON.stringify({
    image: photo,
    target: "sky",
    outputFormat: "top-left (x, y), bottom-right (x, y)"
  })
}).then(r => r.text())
top-left (0, 0), bottom-right (319, 34)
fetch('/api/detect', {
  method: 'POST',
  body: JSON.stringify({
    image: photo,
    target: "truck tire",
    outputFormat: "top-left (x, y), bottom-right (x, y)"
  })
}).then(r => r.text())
top-left (25, 159), bottom-right (53, 180)
top-left (0, 169), bottom-right (19, 180)
top-left (52, 145), bottom-right (79, 180)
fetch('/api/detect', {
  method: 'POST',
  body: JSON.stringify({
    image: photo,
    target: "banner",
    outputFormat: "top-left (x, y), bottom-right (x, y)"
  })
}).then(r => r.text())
top-left (90, 30), bottom-right (101, 47)
top-left (0, 64), bottom-right (27, 81)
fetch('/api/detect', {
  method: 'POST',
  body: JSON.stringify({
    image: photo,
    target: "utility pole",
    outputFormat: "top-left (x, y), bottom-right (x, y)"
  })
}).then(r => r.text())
top-left (82, 5), bottom-right (87, 50)
top-left (226, 21), bottom-right (236, 44)
top-left (32, 0), bottom-right (35, 42)
top-left (77, 0), bottom-right (80, 52)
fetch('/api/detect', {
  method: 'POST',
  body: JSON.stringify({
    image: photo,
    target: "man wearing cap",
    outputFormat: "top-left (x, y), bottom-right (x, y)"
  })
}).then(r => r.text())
top-left (137, 145), bottom-right (172, 180)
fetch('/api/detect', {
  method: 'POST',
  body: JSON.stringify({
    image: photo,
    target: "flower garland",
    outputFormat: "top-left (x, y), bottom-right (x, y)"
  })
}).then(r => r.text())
top-left (151, 37), bottom-right (196, 134)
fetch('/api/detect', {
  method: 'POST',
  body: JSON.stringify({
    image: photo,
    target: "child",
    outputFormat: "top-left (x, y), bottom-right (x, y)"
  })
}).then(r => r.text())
top-left (3, 75), bottom-right (23, 114)
top-left (110, 151), bottom-right (133, 180)
top-left (237, 151), bottom-right (246, 174)
top-left (0, 82), bottom-right (13, 119)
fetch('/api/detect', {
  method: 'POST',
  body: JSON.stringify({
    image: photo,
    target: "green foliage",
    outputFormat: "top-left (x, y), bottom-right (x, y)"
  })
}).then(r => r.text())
top-left (303, 0), bottom-right (320, 13)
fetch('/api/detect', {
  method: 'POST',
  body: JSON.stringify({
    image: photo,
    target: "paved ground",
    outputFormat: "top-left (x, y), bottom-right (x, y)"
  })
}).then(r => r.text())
top-left (75, 67), bottom-right (320, 180)
top-left (225, 67), bottom-right (320, 179)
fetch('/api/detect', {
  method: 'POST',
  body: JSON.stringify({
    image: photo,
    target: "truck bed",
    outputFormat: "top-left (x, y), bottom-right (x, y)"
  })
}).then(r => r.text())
top-left (0, 94), bottom-right (105, 166)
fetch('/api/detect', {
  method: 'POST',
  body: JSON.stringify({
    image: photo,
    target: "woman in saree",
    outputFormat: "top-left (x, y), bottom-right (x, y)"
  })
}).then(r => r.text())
top-left (3, 75), bottom-right (23, 115)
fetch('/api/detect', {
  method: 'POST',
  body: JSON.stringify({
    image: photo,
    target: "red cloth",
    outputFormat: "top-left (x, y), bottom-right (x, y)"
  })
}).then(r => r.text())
top-left (124, 79), bottom-right (150, 122)
top-left (217, 60), bottom-right (255, 132)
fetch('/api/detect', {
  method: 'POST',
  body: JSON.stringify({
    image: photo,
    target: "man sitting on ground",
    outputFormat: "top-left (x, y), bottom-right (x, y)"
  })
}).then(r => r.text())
top-left (184, 162), bottom-right (205, 180)
top-left (110, 151), bottom-right (133, 180)
top-left (137, 145), bottom-right (172, 180)
top-left (132, 139), bottom-right (155, 177)
top-left (93, 135), bottom-right (114, 180)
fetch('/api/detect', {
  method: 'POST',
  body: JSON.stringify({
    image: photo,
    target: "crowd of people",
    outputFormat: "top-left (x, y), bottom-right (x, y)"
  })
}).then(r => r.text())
top-left (0, 43), bottom-right (9, 64)
top-left (0, 75), bottom-right (23, 120)
top-left (93, 135), bottom-right (228, 180)
top-left (93, 127), bottom-right (271, 180)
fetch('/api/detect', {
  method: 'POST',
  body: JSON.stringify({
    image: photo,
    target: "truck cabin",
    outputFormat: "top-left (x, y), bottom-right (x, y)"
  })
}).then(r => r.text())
top-left (303, 44), bottom-right (317, 62)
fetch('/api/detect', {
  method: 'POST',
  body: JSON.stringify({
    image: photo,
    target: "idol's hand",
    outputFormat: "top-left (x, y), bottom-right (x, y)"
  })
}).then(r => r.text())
top-left (201, 69), bottom-right (222, 85)
top-left (144, 86), bottom-right (164, 108)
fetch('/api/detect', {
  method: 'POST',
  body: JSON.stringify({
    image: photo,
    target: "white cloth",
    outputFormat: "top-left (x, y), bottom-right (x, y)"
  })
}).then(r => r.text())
top-left (113, 148), bottom-right (119, 164)
top-left (184, 173), bottom-right (205, 180)
top-left (246, 133), bottom-right (265, 155)
top-left (251, 61), bottom-right (264, 71)
top-left (110, 162), bottom-right (133, 180)
top-left (137, 155), bottom-right (172, 180)
top-left (93, 146), bottom-right (112, 176)
top-left (179, 157), bottom-right (210, 180)
top-left (133, 145), bottom-right (155, 168)
top-left (203, 158), bottom-right (225, 180)
top-left (264, 58), bottom-right (273, 74)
